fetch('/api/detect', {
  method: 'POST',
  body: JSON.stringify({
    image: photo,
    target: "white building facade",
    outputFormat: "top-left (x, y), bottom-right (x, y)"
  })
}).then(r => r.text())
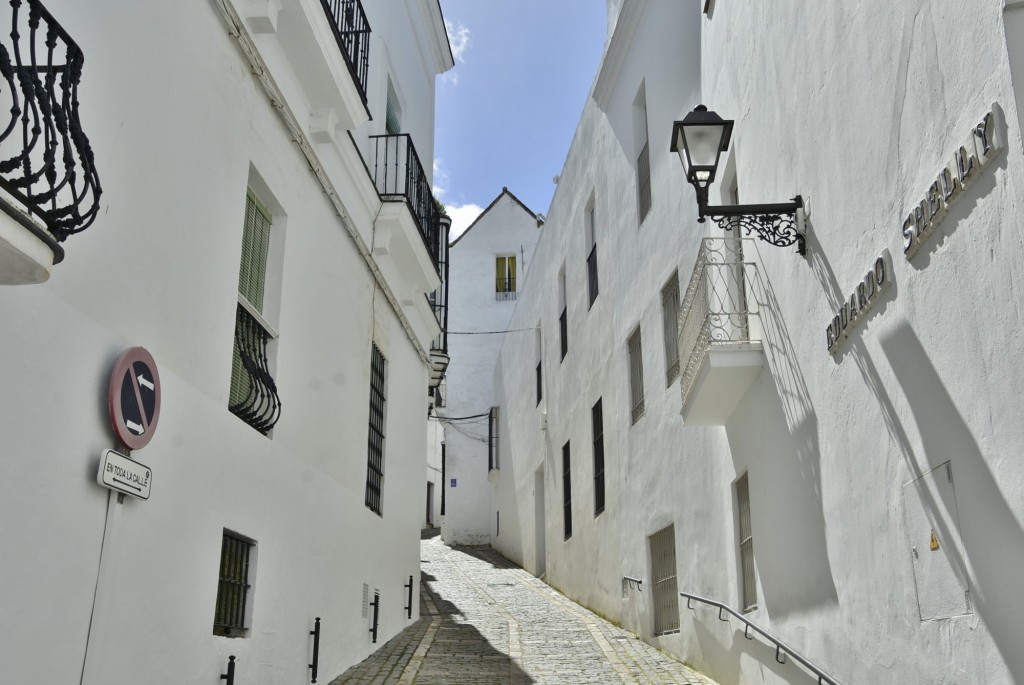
top-left (440, 188), bottom-right (541, 546)
top-left (489, 1), bottom-right (1024, 684)
top-left (0, 1), bottom-right (451, 683)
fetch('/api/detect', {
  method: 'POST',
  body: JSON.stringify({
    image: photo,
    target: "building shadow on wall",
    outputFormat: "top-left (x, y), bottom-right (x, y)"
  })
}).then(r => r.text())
top-left (879, 324), bottom-right (1024, 683)
top-left (724, 255), bottom-right (839, 618)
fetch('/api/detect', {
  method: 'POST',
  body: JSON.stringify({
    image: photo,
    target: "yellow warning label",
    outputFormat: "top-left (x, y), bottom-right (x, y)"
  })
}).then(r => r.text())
top-left (930, 531), bottom-right (940, 551)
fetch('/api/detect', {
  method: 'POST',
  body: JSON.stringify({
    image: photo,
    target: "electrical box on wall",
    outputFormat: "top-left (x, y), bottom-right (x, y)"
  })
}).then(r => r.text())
top-left (902, 462), bottom-right (972, 621)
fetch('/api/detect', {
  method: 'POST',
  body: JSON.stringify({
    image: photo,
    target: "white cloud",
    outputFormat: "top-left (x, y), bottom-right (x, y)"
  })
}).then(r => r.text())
top-left (432, 158), bottom-right (451, 200)
top-left (441, 20), bottom-right (470, 86)
top-left (447, 203), bottom-right (484, 242)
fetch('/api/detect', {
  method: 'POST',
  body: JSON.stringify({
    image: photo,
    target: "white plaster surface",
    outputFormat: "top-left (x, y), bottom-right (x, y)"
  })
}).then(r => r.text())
top-left (441, 191), bottom-right (540, 546)
top-left (0, 1), bottom-right (449, 683)
top-left (490, 2), bottom-right (1024, 684)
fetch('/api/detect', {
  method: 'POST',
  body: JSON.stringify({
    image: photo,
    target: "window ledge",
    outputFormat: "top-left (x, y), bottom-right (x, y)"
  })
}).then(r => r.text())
top-left (0, 205), bottom-right (57, 284)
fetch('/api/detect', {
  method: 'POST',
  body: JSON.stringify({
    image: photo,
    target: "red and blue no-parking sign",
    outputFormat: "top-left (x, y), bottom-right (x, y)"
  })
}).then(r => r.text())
top-left (107, 347), bottom-right (161, 451)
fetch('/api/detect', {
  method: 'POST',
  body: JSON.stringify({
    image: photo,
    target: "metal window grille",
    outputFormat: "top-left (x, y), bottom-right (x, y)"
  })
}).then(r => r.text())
top-left (365, 344), bottom-right (387, 515)
top-left (587, 244), bottom-right (599, 306)
top-left (737, 473), bottom-right (757, 611)
top-left (536, 360), bottom-right (543, 405)
top-left (562, 441), bottom-right (572, 540)
top-left (592, 399), bottom-right (605, 516)
top-left (649, 525), bottom-right (680, 635)
top-left (488, 407), bottom-right (499, 471)
top-left (213, 531), bottom-right (253, 635)
top-left (628, 329), bottom-right (645, 424)
top-left (559, 307), bottom-right (568, 360)
top-left (636, 140), bottom-right (652, 224)
top-left (662, 274), bottom-right (681, 385)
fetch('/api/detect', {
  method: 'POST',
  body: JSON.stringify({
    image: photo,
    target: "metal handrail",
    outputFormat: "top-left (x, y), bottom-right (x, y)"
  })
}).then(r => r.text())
top-left (680, 591), bottom-right (843, 685)
top-left (318, 0), bottom-right (370, 104)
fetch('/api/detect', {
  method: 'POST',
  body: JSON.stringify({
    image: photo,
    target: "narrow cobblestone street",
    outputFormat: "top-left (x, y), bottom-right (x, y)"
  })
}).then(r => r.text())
top-left (331, 535), bottom-right (716, 685)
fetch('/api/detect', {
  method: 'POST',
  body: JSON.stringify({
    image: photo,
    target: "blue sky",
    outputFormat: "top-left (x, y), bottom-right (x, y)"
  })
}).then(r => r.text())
top-left (434, 1), bottom-right (608, 239)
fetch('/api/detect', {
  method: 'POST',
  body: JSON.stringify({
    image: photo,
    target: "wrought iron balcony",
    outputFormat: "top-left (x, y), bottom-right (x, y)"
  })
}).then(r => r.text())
top-left (677, 238), bottom-right (764, 425)
top-left (0, 0), bottom-right (101, 265)
top-left (318, 0), bottom-right (370, 105)
top-left (427, 216), bottom-right (450, 388)
top-left (229, 302), bottom-right (282, 434)
top-left (369, 134), bottom-right (442, 270)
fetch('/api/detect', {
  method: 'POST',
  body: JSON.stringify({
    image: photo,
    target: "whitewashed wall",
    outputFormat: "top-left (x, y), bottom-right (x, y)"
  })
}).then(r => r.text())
top-left (442, 191), bottom-right (540, 545)
top-left (494, 1), bottom-right (1024, 684)
top-left (0, 1), bottom-right (449, 683)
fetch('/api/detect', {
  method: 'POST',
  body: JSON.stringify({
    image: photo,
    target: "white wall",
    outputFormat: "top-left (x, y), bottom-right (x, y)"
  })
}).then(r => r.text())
top-left (0, 0), bottom-right (449, 683)
top-left (493, 1), bottom-right (1024, 684)
top-left (442, 191), bottom-right (540, 545)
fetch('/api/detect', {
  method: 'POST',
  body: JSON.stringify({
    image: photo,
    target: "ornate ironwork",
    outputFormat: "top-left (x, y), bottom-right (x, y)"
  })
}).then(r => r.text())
top-left (0, 0), bottom-right (101, 260)
top-left (319, 0), bottom-right (370, 105)
top-left (229, 303), bottom-right (282, 434)
top-left (678, 238), bottom-right (760, 407)
top-left (709, 209), bottom-right (804, 255)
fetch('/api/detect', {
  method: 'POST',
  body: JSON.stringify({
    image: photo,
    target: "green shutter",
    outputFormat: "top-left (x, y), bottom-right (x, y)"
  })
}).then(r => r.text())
top-left (385, 97), bottom-right (400, 135)
top-left (237, 190), bottom-right (272, 312)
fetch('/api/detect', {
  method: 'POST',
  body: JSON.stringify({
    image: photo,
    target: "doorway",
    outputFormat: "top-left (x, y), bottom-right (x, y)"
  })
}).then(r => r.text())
top-left (534, 466), bottom-right (546, 577)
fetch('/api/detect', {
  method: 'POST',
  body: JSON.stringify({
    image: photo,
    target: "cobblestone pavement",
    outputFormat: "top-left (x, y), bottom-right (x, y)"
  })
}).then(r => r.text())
top-left (330, 537), bottom-right (717, 685)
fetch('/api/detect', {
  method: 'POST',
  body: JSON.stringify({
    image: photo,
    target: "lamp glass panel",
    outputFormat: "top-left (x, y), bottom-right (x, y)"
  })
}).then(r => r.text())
top-left (683, 124), bottom-right (726, 168)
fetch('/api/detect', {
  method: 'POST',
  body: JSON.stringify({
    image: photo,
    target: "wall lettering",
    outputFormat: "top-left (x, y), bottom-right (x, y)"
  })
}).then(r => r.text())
top-left (826, 250), bottom-right (891, 354)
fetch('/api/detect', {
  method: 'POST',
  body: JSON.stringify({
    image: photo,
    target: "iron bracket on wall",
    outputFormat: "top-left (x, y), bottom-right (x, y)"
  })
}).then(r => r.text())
top-left (309, 617), bottom-right (321, 683)
top-left (404, 575), bottom-right (414, 619)
top-left (220, 655), bottom-right (236, 684)
top-left (369, 591), bottom-right (380, 643)
top-left (703, 197), bottom-right (805, 256)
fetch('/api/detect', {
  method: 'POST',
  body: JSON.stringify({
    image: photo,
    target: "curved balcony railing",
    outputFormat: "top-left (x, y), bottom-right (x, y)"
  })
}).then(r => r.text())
top-left (369, 133), bottom-right (441, 270)
top-left (319, 0), bottom-right (370, 105)
top-left (229, 302), bottom-right (282, 435)
top-left (680, 591), bottom-right (843, 685)
top-left (678, 238), bottom-right (757, 406)
top-left (0, 0), bottom-right (101, 262)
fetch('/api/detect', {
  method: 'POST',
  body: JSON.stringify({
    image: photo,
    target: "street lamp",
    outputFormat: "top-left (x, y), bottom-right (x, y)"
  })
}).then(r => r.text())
top-left (671, 105), bottom-right (805, 255)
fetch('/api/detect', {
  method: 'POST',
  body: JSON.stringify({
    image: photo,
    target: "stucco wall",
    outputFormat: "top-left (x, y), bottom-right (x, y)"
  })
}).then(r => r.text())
top-left (0, 0), bottom-right (447, 683)
top-left (493, 1), bottom-right (1024, 684)
top-left (442, 192), bottom-right (540, 545)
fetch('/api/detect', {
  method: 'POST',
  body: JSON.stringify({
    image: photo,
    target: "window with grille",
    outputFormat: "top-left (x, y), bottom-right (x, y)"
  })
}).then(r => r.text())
top-left (213, 530), bottom-right (255, 637)
top-left (488, 406), bottom-right (499, 471)
top-left (649, 525), bottom-right (680, 635)
top-left (634, 86), bottom-right (652, 225)
top-left (385, 80), bottom-right (401, 135)
top-left (662, 273), bottom-right (681, 385)
top-left (592, 399), bottom-right (605, 516)
top-left (230, 189), bottom-right (281, 435)
top-left (562, 441), bottom-right (572, 540)
top-left (628, 328), bottom-right (645, 424)
top-left (440, 443), bottom-right (446, 515)
top-left (496, 255), bottom-right (517, 300)
top-left (736, 473), bottom-right (757, 611)
top-left (585, 196), bottom-right (599, 307)
top-left (365, 344), bottom-right (387, 516)
top-left (559, 268), bottom-right (568, 361)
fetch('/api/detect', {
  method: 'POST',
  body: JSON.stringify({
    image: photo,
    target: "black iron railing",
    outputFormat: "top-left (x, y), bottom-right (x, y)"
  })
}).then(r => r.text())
top-left (369, 134), bottom-right (441, 270)
top-left (229, 302), bottom-right (282, 434)
top-left (403, 575), bottom-right (413, 619)
top-left (220, 655), bottom-right (236, 684)
top-left (369, 591), bottom-right (380, 643)
top-left (0, 0), bottom-right (101, 262)
top-left (318, 0), bottom-right (370, 105)
top-left (680, 591), bottom-right (843, 685)
top-left (495, 277), bottom-right (516, 301)
top-left (429, 217), bottom-right (450, 352)
top-left (308, 617), bottom-right (321, 683)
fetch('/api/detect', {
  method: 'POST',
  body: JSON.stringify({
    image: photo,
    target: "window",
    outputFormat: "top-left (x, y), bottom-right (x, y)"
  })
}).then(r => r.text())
top-left (365, 344), bottom-right (388, 516)
top-left (559, 267), bottom-right (568, 361)
top-left (736, 473), bottom-right (757, 611)
top-left (662, 272), bottom-right (681, 385)
top-left (385, 79), bottom-right (401, 134)
top-left (230, 188), bottom-right (281, 435)
top-left (496, 255), bottom-right (517, 300)
top-left (649, 525), bottom-right (680, 635)
top-left (585, 195), bottom-right (599, 306)
top-left (562, 441), bottom-right (572, 539)
top-left (628, 327), bottom-right (645, 424)
top-left (213, 530), bottom-right (255, 637)
top-left (535, 326), bottom-right (543, 405)
top-left (634, 85), bottom-right (652, 225)
top-left (592, 399), bottom-right (605, 516)
top-left (488, 406), bottom-right (499, 471)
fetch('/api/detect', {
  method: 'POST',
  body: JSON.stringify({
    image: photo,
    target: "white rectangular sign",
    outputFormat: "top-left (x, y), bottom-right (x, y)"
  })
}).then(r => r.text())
top-left (97, 449), bottom-right (152, 500)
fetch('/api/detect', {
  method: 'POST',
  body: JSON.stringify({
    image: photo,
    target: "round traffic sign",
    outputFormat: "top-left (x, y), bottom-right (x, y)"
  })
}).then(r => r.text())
top-left (108, 347), bottom-right (162, 451)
